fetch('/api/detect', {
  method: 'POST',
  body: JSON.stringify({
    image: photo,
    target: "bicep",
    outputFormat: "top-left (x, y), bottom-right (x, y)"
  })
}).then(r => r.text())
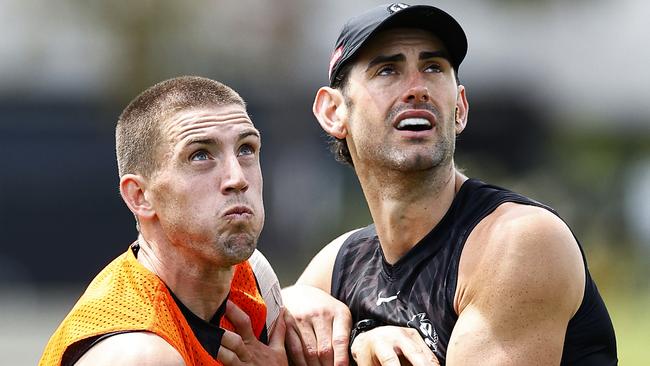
top-left (447, 206), bottom-right (585, 365)
top-left (74, 332), bottom-right (185, 366)
top-left (295, 228), bottom-right (361, 292)
top-left (447, 304), bottom-right (567, 365)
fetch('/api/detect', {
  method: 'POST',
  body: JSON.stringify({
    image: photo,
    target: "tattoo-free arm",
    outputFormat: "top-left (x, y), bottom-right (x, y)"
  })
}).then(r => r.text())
top-left (447, 205), bottom-right (585, 365)
top-left (74, 332), bottom-right (185, 366)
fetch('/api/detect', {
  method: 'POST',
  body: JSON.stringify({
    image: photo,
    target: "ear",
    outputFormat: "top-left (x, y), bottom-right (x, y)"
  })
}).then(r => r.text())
top-left (454, 85), bottom-right (469, 135)
top-left (119, 174), bottom-right (156, 220)
top-left (313, 86), bottom-right (348, 139)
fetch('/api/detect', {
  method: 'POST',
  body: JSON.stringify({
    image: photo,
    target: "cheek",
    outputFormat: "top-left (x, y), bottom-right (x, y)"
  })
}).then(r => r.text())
top-left (251, 173), bottom-right (264, 204)
top-left (253, 174), bottom-right (265, 225)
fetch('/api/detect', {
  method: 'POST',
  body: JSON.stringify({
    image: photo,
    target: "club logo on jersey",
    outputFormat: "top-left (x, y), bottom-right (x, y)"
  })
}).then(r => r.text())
top-left (376, 291), bottom-right (400, 306)
top-left (407, 312), bottom-right (439, 352)
top-left (388, 3), bottom-right (409, 14)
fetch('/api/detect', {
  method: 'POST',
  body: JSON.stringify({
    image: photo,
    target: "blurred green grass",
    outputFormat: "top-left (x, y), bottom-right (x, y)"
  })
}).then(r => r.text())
top-left (590, 242), bottom-right (650, 365)
top-left (604, 289), bottom-right (650, 365)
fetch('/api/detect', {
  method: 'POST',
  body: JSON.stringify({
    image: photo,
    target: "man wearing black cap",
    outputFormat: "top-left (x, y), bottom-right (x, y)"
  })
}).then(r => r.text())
top-left (283, 3), bottom-right (617, 366)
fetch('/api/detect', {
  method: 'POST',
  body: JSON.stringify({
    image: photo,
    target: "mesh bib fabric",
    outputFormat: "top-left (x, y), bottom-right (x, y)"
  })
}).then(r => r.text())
top-left (39, 247), bottom-right (266, 366)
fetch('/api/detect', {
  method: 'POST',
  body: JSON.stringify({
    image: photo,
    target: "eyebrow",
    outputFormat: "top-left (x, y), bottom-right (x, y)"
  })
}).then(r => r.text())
top-left (366, 54), bottom-right (405, 71)
top-left (184, 130), bottom-right (260, 148)
top-left (366, 50), bottom-right (451, 71)
top-left (185, 138), bottom-right (215, 147)
top-left (419, 51), bottom-right (450, 61)
top-left (239, 130), bottom-right (260, 140)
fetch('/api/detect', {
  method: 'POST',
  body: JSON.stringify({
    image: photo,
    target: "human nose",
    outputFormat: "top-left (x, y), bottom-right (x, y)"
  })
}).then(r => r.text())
top-left (402, 74), bottom-right (430, 104)
top-left (221, 156), bottom-right (249, 194)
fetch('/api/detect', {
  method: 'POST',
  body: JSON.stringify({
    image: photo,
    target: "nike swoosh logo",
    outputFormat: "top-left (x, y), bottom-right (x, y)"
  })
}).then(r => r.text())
top-left (376, 291), bottom-right (400, 306)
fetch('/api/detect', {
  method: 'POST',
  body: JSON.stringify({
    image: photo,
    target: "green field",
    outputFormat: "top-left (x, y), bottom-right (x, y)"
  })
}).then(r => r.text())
top-left (603, 289), bottom-right (650, 364)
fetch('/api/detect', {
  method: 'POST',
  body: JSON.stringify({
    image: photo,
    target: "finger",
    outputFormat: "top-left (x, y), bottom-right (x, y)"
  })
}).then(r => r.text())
top-left (373, 346), bottom-right (401, 366)
top-left (225, 300), bottom-right (256, 342)
top-left (285, 311), bottom-right (309, 366)
top-left (350, 332), bottom-right (373, 366)
top-left (402, 350), bottom-right (439, 366)
top-left (331, 308), bottom-right (352, 366)
top-left (220, 329), bottom-right (251, 363)
top-left (269, 308), bottom-right (287, 350)
top-left (311, 311), bottom-right (334, 366)
top-left (294, 317), bottom-right (322, 366)
top-left (398, 337), bottom-right (438, 366)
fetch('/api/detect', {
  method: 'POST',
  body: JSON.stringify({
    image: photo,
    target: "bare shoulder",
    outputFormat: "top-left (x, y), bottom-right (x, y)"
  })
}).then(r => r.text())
top-left (449, 203), bottom-right (588, 364)
top-left (74, 332), bottom-right (185, 366)
top-left (484, 202), bottom-right (582, 262)
top-left (295, 227), bottom-right (363, 291)
top-left (457, 202), bottom-right (585, 315)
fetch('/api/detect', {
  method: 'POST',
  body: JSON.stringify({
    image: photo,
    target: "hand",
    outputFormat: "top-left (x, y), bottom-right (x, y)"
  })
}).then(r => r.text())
top-left (218, 300), bottom-right (288, 366)
top-left (282, 285), bottom-right (352, 366)
top-left (350, 326), bottom-right (439, 366)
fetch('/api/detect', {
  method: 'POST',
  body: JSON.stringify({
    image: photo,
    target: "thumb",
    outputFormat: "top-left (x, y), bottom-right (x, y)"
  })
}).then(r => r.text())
top-left (269, 308), bottom-right (287, 350)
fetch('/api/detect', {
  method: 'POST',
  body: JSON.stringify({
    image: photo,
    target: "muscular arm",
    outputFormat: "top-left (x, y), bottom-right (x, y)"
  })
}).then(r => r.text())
top-left (74, 332), bottom-right (185, 366)
top-left (447, 204), bottom-right (585, 365)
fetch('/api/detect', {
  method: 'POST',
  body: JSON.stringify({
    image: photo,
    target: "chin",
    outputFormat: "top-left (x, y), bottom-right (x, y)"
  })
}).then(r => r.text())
top-left (402, 144), bottom-right (453, 171)
top-left (387, 152), bottom-right (443, 172)
top-left (219, 233), bottom-right (257, 265)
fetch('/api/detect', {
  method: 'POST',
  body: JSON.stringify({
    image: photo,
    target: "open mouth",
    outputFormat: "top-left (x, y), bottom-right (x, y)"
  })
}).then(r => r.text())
top-left (395, 118), bottom-right (433, 132)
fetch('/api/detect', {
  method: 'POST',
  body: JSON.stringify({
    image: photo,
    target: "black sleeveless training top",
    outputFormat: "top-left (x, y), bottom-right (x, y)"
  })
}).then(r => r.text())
top-left (331, 178), bottom-right (617, 365)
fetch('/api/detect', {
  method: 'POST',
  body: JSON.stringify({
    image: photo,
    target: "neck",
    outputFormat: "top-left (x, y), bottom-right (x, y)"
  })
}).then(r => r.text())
top-left (135, 234), bottom-right (233, 322)
top-left (357, 163), bottom-right (467, 264)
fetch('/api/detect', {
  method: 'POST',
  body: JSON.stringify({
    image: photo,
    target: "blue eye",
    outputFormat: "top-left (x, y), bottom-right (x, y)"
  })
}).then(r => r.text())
top-left (190, 150), bottom-right (210, 161)
top-left (424, 63), bottom-right (442, 73)
top-left (238, 144), bottom-right (255, 157)
top-left (377, 65), bottom-right (397, 76)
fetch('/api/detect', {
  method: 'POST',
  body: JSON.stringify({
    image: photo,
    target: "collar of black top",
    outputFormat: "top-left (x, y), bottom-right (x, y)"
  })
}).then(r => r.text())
top-left (328, 2), bottom-right (468, 86)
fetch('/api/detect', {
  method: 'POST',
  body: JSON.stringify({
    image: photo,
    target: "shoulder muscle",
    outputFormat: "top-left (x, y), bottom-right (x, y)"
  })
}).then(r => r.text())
top-left (458, 203), bottom-right (585, 313)
top-left (449, 203), bottom-right (585, 365)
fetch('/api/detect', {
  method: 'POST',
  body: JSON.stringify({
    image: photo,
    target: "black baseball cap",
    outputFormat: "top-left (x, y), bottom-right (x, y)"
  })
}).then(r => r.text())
top-left (328, 3), bottom-right (468, 87)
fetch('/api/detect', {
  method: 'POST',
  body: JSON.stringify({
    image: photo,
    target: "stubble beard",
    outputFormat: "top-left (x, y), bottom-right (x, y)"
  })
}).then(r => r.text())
top-left (217, 229), bottom-right (257, 266)
top-left (377, 133), bottom-right (454, 172)
top-left (351, 99), bottom-right (456, 173)
top-left (165, 215), bottom-right (259, 267)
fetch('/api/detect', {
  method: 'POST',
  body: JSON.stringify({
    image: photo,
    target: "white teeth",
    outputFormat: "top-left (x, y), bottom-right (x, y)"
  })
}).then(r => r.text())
top-left (396, 118), bottom-right (431, 129)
